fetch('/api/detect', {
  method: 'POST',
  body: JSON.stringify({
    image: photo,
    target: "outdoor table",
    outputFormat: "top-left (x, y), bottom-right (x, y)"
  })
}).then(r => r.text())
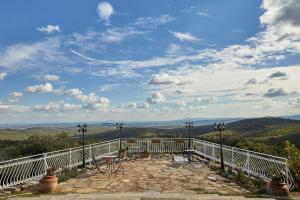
top-left (103, 155), bottom-right (118, 174)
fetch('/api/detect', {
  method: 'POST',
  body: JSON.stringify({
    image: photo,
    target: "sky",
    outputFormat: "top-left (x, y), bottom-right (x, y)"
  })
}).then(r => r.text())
top-left (0, 0), bottom-right (300, 124)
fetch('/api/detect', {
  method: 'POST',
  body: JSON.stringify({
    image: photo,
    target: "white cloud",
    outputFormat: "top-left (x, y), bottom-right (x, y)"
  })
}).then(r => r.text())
top-left (133, 15), bottom-right (175, 29)
top-left (97, 2), bottom-right (114, 25)
top-left (10, 92), bottom-right (22, 98)
top-left (0, 103), bottom-right (29, 113)
top-left (100, 83), bottom-right (119, 92)
top-left (260, 0), bottom-right (300, 35)
top-left (37, 25), bottom-right (61, 33)
top-left (197, 10), bottom-right (210, 17)
top-left (0, 38), bottom-right (70, 71)
top-left (71, 27), bottom-right (148, 52)
top-left (195, 97), bottom-right (216, 104)
top-left (6, 92), bottom-right (23, 104)
top-left (39, 74), bottom-right (60, 82)
top-left (0, 72), bottom-right (7, 80)
top-left (25, 82), bottom-right (53, 93)
top-left (63, 88), bottom-right (110, 109)
top-left (149, 73), bottom-right (186, 85)
top-left (146, 92), bottom-right (166, 104)
top-left (169, 31), bottom-right (200, 42)
top-left (33, 101), bottom-right (81, 112)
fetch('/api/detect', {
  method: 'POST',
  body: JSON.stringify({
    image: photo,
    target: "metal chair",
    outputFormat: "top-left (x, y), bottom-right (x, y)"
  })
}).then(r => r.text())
top-left (113, 149), bottom-right (126, 174)
top-left (90, 155), bottom-right (106, 176)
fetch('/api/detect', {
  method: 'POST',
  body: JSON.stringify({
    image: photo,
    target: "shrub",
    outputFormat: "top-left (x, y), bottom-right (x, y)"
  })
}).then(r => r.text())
top-left (284, 141), bottom-right (300, 182)
top-left (46, 166), bottom-right (56, 176)
top-left (58, 168), bottom-right (80, 183)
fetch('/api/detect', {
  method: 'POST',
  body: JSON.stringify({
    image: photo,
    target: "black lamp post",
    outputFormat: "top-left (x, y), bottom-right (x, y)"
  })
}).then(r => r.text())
top-left (185, 121), bottom-right (193, 149)
top-left (116, 123), bottom-right (123, 153)
top-left (214, 122), bottom-right (225, 171)
top-left (77, 124), bottom-right (87, 168)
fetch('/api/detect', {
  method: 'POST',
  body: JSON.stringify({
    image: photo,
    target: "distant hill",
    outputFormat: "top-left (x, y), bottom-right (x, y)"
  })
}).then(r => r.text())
top-left (199, 117), bottom-right (300, 155)
top-left (227, 117), bottom-right (299, 136)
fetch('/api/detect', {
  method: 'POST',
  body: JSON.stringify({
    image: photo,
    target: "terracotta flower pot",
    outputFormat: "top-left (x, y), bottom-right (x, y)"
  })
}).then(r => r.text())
top-left (140, 152), bottom-right (150, 159)
top-left (267, 181), bottom-right (289, 196)
top-left (39, 176), bottom-right (58, 193)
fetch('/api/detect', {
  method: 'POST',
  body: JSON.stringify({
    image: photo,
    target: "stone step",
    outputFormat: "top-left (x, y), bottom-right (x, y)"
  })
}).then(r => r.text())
top-left (8, 192), bottom-right (278, 200)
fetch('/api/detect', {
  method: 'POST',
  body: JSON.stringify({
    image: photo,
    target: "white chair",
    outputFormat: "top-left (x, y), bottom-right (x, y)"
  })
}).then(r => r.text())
top-left (173, 155), bottom-right (188, 167)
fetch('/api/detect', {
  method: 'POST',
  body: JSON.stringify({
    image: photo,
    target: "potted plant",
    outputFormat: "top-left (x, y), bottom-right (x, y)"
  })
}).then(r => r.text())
top-left (267, 171), bottom-right (289, 196)
top-left (39, 166), bottom-right (58, 193)
top-left (151, 139), bottom-right (161, 144)
top-left (140, 150), bottom-right (150, 159)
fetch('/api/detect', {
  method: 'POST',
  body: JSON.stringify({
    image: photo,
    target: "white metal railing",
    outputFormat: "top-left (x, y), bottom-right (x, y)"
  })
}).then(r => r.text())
top-left (0, 137), bottom-right (294, 190)
top-left (0, 139), bottom-right (119, 188)
top-left (192, 139), bottom-right (294, 190)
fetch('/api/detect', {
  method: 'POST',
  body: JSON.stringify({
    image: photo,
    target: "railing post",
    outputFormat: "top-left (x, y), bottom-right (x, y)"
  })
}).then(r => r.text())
top-left (147, 139), bottom-right (150, 153)
top-left (285, 159), bottom-right (289, 185)
top-left (246, 150), bottom-right (250, 173)
top-left (108, 141), bottom-right (111, 154)
top-left (69, 149), bottom-right (72, 171)
top-left (89, 145), bottom-right (92, 166)
top-left (212, 145), bottom-right (215, 161)
top-left (231, 147), bottom-right (234, 167)
top-left (43, 153), bottom-right (48, 175)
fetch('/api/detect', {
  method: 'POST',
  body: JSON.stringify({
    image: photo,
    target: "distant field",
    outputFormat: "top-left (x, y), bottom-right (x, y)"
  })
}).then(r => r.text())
top-left (0, 126), bottom-right (114, 141)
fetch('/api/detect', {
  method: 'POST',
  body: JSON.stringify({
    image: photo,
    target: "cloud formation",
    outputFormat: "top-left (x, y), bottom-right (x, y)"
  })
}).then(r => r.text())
top-left (169, 31), bottom-right (200, 42)
top-left (264, 88), bottom-right (289, 97)
top-left (97, 2), bottom-right (114, 25)
top-left (33, 101), bottom-right (81, 112)
top-left (25, 83), bottom-right (53, 93)
top-left (149, 73), bottom-right (185, 85)
top-left (39, 74), bottom-right (60, 82)
top-left (146, 92), bottom-right (166, 104)
top-left (244, 78), bottom-right (268, 85)
top-left (0, 72), bottom-right (7, 80)
top-left (133, 15), bottom-right (175, 29)
top-left (63, 88), bottom-right (110, 109)
top-left (268, 71), bottom-right (288, 79)
top-left (37, 25), bottom-right (61, 33)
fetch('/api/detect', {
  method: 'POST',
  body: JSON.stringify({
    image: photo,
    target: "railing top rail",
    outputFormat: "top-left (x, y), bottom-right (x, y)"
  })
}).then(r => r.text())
top-left (0, 139), bottom-right (119, 165)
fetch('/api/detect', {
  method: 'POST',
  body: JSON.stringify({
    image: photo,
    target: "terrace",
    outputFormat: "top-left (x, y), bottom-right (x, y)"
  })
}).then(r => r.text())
top-left (57, 155), bottom-right (246, 194)
top-left (0, 138), bottom-right (295, 199)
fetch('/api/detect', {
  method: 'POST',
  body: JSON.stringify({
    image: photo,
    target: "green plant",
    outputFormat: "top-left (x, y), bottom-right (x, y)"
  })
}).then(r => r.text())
top-left (46, 166), bottom-right (56, 176)
top-left (285, 141), bottom-right (300, 182)
top-left (58, 168), bottom-right (80, 183)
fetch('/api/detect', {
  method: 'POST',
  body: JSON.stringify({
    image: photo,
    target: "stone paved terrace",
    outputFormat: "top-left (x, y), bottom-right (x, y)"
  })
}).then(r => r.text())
top-left (57, 155), bottom-right (247, 195)
top-left (7, 155), bottom-right (300, 200)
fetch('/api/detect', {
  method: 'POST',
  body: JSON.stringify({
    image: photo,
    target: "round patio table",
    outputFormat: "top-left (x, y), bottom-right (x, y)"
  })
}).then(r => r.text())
top-left (103, 155), bottom-right (118, 174)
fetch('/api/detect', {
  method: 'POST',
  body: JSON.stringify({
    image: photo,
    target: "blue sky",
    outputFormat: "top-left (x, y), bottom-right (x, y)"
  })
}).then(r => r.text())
top-left (0, 0), bottom-right (300, 123)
